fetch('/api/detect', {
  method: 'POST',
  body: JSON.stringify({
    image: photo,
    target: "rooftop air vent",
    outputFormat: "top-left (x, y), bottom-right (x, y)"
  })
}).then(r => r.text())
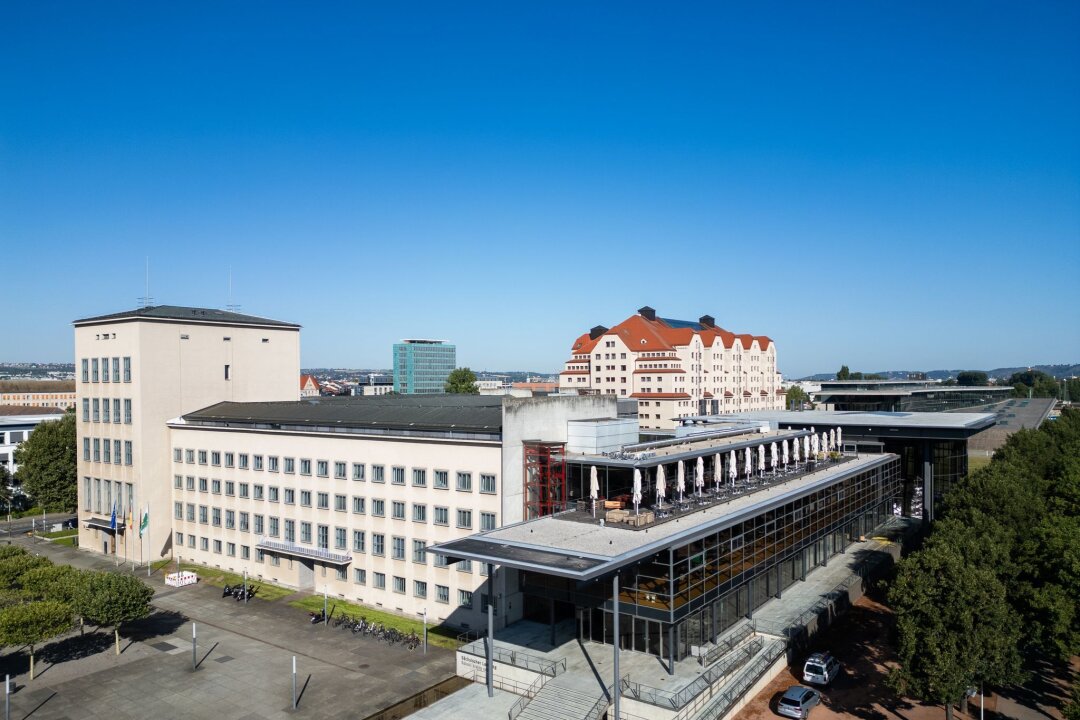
top-left (638, 306), bottom-right (656, 321)
top-left (589, 325), bottom-right (608, 340)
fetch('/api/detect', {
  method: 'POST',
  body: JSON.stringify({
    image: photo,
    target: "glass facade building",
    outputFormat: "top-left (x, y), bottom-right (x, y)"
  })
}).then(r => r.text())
top-left (393, 340), bottom-right (456, 395)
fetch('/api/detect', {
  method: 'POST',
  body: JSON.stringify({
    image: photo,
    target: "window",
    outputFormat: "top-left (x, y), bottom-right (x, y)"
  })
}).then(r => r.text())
top-left (299, 459), bottom-right (311, 476)
top-left (175, 531), bottom-right (184, 547)
top-left (186, 504), bottom-right (195, 522)
top-left (284, 488), bottom-right (295, 504)
top-left (456, 509), bottom-right (473, 529)
top-left (185, 449), bottom-right (194, 464)
top-left (254, 484), bottom-right (264, 500)
top-left (211, 479), bottom-right (221, 494)
top-left (213, 540), bottom-right (222, 554)
top-left (239, 483), bottom-right (249, 499)
top-left (334, 494), bottom-right (346, 512)
top-left (92, 358), bottom-right (100, 382)
top-left (391, 501), bottom-right (405, 520)
top-left (225, 481), bottom-right (234, 496)
top-left (414, 580), bottom-right (427, 598)
top-left (238, 454), bottom-right (248, 470)
top-left (480, 474), bottom-right (497, 494)
top-left (433, 553), bottom-right (449, 568)
top-left (283, 457), bottom-right (295, 474)
top-left (317, 525), bottom-right (328, 550)
top-left (391, 536), bottom-right (405, 559)
top-left (300, 522), bottom-right (312, 544)
top-left (253, 455), bottom-right (264, 471)
top-left (334, 527), bottom-right (346, 550)
top-left (93, 439), bottom-right (100, 462)
top-left (241, 546), bottom-right (250, 560)
top-left (436, 585), bottom-right (449, 604)
top-left (174, 501), bottom-right (183, 520)
top-left (268, 486), bottom-right (279, 502)
top-left (412, 469), bottom-right (426, 487)
top-left (352, 530), bottom-right (365, 553)
top-left (82, 438), bottom-right (90, 461)
top-left (92, 398), bottom-right (100, 422)
top-left (412, 540), bottom-right (427, 563)
top-left (269, 517), bottom-right (279, 537)
top-left (186, 476), bottom-right (195, 490)
top-left (224, 364), bottom-right (230, 381)
top-left (102, 399), bottom-right (110, 423)
top-left (391, 467), bottom-right (405, 485)
top-left (456, 473), bottom-right (472, 492)
top-left (481, 512), bottom-right (497, 531)
top-left (112, 357), bottom-right (120, 383)
top-left (412, 504), bottom-right (427, 523)
top-left (199, 477), bottom-right (208, 492)
top-left (458, 559), bottom-right (472, 573)
top-left (434, 506), bottom-right (449, 526)
top-left (317, 492), bottom-right (329, 510)
top-left (335, 567), bottom-right (347, 581)
top-left (212, 508), bottom-right (222, 527)
top-left (372, 533), bottom-right (385, 556)
top-left (300, 490), bottom-right (311, 507)
top-left (458, 590), bottom-right (473, 609)
top-left (372, 499), bottom-right (385, 517)
top-left (113, 440), bottom-right (122, 465)
top-left (211, 451), bottom-right (221, 466)
top-left (316, 460), bottom-right (328, 477)
top-left (81, 359), bottom-right (88, 383)
top-left (284, 519), bottom-right (295, 542)
top-left (224, 452), bottom-right (234, 468)
top-left (123, 357), bottom-right (131, 382)
top-left (225, 510), bottom-right (235, 529)
top-left (112, 398), bottom-right (120, 424)
top-left (371, 465), bottom-right (385, 483)
top-left (354, 569), bottom-right (367, 585)
top-left (373, 572), bottom-right (386, 590)
top-left (102, 440), bottom-right (111, 464)
top-left (392, 576), bottom-right (406, 594)
top-left (268, 456), bottom-right (279, 472)
top-left (434, 470), bottom-right (448, 489)
top-left (124, 441), bottom-right (132, 466)
top-left (123, 399), bottom-right (132, 424)
top-left (174, 474), bottom-right (182, 490)
top-left (334, 462), bottom-right (346, 479)
top-left (352, 463), bottom-right (365, 481)
top-left (352, 496), bottom-right (365, 514)
top-left (243, 513), bottom-right (252, 532)
top-left (199, 506), bottom-right (208, 524)
top-left (82, 398), bottom-right (90, 422)
top-left (198, 450), bottom-right (207, 465)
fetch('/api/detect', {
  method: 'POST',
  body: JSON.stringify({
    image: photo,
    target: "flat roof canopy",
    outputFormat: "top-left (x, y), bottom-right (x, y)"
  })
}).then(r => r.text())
top-left (430, 454), bottom-right (894, 581)
top-left (682, 410), bottom-right (996, 439)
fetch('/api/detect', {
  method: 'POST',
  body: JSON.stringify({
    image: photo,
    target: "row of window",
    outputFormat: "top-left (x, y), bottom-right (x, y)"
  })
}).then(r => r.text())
top-left (82, 398), bottom-right (132, 424)
top-left (171, 492), bottom-right (495, 530)
top-left (82, 438), bottom-right (134, 466)
top-left (83, 477), bottom-right (133, 515)
top-left (171, 450), bottom-right (497, 492)
top-left (81, 357), bottom-right (132, 383)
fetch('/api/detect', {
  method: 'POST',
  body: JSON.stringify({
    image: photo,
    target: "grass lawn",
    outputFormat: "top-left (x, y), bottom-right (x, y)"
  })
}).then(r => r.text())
top-left (176, 562), bottom-right (294, 602)
top-left (288, 595), bottom-right (461, 649)
top-left (42, 528), bottom-right (78, 547)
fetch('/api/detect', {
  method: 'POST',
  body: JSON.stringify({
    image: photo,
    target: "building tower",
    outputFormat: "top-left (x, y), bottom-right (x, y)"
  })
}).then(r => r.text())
top-left (392, 339), bottom-right (456, 394)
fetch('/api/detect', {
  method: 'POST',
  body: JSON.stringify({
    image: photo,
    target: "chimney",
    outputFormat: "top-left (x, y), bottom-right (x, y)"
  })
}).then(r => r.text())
top-left (699, 315), bottom-right (715, 328)
top-left (589, 325), bottom-right (608, 340)
top-left (638, 306), bottom-right (656, 321)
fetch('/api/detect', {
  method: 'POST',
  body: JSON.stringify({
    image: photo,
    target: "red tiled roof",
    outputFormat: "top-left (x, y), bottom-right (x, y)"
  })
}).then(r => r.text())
top-left (559, 370), bottom-right (589, 375)
top-left (629, 392), bottom-right (691, 399)
top-left (703, 392), bottom-right (714, 398)
top-left (568, 312), bottom-right (773, 356)
top-left (300, 374), bottom-right (320, 391)
top-left (724, 391), bottom-right (734, 398)
top-left (743, 390), bottom-right (752, 397)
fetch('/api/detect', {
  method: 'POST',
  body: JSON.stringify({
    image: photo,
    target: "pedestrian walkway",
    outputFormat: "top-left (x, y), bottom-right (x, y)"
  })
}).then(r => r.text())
top-left (3, 536), bottom-right (459, 720)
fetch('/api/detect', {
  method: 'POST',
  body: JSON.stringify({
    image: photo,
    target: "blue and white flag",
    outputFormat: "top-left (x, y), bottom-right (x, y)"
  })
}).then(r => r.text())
top-left (110, 500), bottom-right (117, 530)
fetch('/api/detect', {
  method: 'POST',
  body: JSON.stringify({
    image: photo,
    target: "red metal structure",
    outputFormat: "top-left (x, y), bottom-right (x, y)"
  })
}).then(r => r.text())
top-left (523, 441), bottom-right (567, 520)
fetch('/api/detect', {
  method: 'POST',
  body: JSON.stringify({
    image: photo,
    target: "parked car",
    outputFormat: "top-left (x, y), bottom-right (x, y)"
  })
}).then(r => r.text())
top-left (802, 652), bottom-right (841, 685)
top-left (777, 686), bottom-right (821, 719)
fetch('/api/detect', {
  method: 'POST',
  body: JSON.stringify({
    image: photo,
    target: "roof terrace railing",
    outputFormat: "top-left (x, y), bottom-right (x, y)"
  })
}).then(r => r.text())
top-left (255, 538), bottom-right (352, 565)
top-left (459, 640), bottom-right (565, 678)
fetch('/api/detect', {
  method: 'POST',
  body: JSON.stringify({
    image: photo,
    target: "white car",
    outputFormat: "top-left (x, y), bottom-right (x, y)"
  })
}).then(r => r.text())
top-left (802, 652), bottom-right (841, 686)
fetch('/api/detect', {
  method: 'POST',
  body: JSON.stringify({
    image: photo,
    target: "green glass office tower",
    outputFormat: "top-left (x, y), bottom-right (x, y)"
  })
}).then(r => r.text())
top-left (393, 339), bottom-right (456, 394)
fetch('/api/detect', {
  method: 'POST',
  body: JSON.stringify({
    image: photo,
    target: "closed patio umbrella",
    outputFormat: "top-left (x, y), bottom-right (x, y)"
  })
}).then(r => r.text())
top-left (783, 438), bottom-right (790, 466)
top-left (589, 466), bottom-right (599, 518)
top-left (744, 447), bottom-right (752, 478)
top-left (677, 460), bottom-right (686, 502)
top-left (632, 468), bottom-right (642, 516)
top-left (714, 453), bottom-right (723, 492)
top-left (728, 450), bottom-right (737, 486)
top-left (811, 433), bottom-right (818, 457)
top-left (792, 436), bottom-right (799, 464)
top-left (770, 442), bottom-right (778, 471)
top-left (837, 427), bottom-right (843, 452)
top-left (695, 456), bottom-right (704, 496)
top-left (758, 445), bottom-right (766, 476)
top-left (803, 435), bottom-right (811, 460)
top-left (829, 428), bottom-right (836, 451)
top-left (656, 465), bottom-right (667, 505)
top-left (821, 432), bottom-right (828, 456)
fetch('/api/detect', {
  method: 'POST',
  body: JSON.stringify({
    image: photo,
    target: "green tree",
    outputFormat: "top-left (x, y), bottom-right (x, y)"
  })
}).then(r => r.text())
top-left (20, 564), bottom-right (85, 604)
top-left (0, 600), bottom-right (72, 679)
top-left (0, 552), bottom-right (51, 589)
top-left (13, 412), bottom-right (76, 511)
top-left (77, 572), bottom-right (153, 655)
top-left (444, 367), bottom-right (480, 394)
top-left (889, 542), bottom-right (1023, 720)
top-left (785, 386), bottom-right (809, 408)
top-left (956, 371), bottom-right (989, 386)
top-left (836, 365), bottom-right (850, 381)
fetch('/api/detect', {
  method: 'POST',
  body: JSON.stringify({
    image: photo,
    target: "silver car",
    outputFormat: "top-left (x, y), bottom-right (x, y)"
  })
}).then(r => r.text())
top-left (777, 685), bottom-right (821, 719)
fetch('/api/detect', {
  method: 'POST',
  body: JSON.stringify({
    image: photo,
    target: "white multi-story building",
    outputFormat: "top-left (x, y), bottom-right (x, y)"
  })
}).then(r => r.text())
top-left (75, 306), bottom-right (301, 559)
top-left (559, 306), bottom-right (784, 430)
top-left (1, 407), bottom-right (66, 482)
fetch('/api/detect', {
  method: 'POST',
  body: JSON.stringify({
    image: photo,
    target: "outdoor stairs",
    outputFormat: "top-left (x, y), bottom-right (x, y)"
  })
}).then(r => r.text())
top-left (687, 636), bottom-right (788, 720)
top-left (517, 675), bottom-right (607, 720)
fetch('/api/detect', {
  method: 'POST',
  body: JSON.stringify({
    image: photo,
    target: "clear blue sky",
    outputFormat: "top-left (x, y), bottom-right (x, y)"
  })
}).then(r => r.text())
top-left (2, 2), bottom-right (1078, 378)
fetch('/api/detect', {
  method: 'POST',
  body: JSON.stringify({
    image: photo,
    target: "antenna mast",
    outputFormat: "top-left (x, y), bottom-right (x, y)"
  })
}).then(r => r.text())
top-left (138, 257), bottom-right (154, 308)
top-left (226, 266), bottom-right (241, 313)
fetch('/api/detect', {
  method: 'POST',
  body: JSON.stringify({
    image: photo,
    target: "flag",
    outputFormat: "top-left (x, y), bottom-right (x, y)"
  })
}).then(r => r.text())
top-left (109, 501), bottom-right (117, 531)
top-left (140, 506), bottom-right (149, 538)
top-left (127, 504), bottom-right (133, 533)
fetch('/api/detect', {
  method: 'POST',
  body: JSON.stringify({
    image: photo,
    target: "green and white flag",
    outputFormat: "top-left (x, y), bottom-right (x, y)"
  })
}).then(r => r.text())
top-left (139, 506), bottom-right (149, 538)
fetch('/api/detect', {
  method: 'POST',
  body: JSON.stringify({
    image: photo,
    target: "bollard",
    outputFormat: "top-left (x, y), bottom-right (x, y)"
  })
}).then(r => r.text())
top-left (5, 673), bottom-right (10, 720)
top-left (292, 656), bottom-right (297, 710)
top-left (192, 623), bottom-right (197, 671)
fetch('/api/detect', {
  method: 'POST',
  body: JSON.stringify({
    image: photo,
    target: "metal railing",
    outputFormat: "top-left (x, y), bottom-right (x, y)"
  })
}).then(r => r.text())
top-left (692, 639), bottom-right (787, 720)
top-left (699, 620), bottom-right (755, 667)
top-left (462, 670), bottom-right (542, 698)
top-left (459, 639), bottom-right (566, 677)
top-left (584, 677), bottom-right (624, 720)
top-left (507, 672), bottom-right (550, 720)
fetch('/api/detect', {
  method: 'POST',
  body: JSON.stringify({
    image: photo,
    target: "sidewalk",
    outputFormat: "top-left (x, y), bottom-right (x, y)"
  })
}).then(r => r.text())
top-left (3, 536), bottom-right (459, 719)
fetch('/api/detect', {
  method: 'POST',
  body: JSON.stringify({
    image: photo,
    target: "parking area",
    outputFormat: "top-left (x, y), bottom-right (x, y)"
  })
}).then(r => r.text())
top-left (734, 589), bottom-right (1076, 720)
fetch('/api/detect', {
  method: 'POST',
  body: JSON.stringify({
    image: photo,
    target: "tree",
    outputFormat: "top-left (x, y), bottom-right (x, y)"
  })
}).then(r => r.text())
top-left (0, 552), bottom-right (51, 589)
top-left (956, 371), bottom-right (989, 386)
top-left (444, 367), bottom-right (479, 394)
top-left (77, 572), bottom-right (153, 655)
top-left (13, 412), bottom-right (76, 511)
top-left (0, 600), bottom-right (72, 679)
top-left (836, 365), bottom-right (850, 380)
top-left (1007, 370), bottom-right (1060, 399)
top-left (785, 386), bottom-right (809, 408)
top-left (889, 542), bottom-right (1023, 720)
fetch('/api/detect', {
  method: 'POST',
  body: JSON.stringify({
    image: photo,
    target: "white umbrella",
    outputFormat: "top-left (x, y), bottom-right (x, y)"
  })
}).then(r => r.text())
top-left (677, 460), bottom-right (686, 502)
top-left (837, 427), bottom-right (843, 451)
top-left (695, 456), bottom-right (704, 496)
top-left (803, 435), bottom-right (810, 460)
top-left (793, 436), bottom-right (800, 464)
top-left (714, 453), bottom-right (723, 491)
top-left (728, 450), bottom-right (737, 486)
top-left (821, 432), bottom-right (828, 456)
top-left (589, 466), bottom-right (599, 518)
top-left (632, 468), bottom-right (642, 516)
top-left (656, 465), bottom-right (667, 504)
top-left (828, 428), bottom-right (836, 451)
top-left (782, 438), bottom-right (790, 466)
top-left (744, 447), bottom-right (752, 477)
top-left (770, 442), bottom-right (778, 470)
top-left (757, 445), bottom-right (766, 476)
top-left (811, 433), bottom-right (817, 456)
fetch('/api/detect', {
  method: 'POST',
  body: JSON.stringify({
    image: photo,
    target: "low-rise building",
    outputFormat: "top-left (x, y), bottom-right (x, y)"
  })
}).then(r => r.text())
top-left (300, 374), bottom-right (321, 398)
top-left (0, 406), bottom-right (66, 484)
top-left (0, 380), bottom-right (77, 410)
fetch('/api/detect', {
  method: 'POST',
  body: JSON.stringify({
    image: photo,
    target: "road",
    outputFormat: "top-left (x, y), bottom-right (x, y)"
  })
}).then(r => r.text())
top-left (0, 512), bottom-right (76, 536)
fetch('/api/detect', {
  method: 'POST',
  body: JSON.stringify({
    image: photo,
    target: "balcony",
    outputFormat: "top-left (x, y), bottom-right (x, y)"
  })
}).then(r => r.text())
top-left (255, 538), bottom-right (352, 565)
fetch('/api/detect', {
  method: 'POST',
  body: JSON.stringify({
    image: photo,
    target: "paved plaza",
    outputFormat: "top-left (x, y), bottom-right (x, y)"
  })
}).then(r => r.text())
top-left (0, 537), bottom-right (457, 720)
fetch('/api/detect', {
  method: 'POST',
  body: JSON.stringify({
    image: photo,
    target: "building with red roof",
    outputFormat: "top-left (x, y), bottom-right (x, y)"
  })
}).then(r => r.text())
top-left (559, 306), bottom-right (783, 429)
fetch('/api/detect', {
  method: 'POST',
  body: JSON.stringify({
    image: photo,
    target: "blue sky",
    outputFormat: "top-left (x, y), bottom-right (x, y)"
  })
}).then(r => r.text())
top-left (2, 2), bottom-right (1077, 378)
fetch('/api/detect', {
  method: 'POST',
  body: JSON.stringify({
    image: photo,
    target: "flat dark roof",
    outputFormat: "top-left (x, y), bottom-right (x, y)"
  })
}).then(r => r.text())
top-left (180, 394), bottom-right (505, 434)
top-left (73, 305), bottom-right (300, 329)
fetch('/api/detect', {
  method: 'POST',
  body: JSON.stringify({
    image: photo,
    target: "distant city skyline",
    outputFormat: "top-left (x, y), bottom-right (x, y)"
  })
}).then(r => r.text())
top-left (3, 2), bottom-right (1078, 378)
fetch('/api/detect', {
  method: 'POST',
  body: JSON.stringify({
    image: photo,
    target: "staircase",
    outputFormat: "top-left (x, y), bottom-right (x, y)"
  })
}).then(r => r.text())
top-left (515, 677), bottom-right (607, 720)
